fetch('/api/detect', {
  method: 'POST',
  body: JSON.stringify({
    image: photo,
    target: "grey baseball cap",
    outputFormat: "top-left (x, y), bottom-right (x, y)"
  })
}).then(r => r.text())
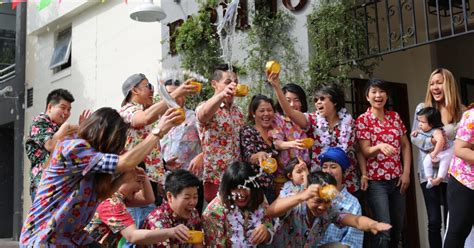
top-left (122, 73), bottom-right (148, 97)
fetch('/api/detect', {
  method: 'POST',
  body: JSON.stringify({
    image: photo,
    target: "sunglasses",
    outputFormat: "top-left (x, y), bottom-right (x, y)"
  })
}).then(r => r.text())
top-left (314, 96), bottom-right (328, 102)
top-left (164, 79), bottom-right (181, 86)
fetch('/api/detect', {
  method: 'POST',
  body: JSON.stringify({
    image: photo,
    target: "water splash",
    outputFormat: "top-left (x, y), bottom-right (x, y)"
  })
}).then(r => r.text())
top-left (217, 0), bottom-right (240, 70)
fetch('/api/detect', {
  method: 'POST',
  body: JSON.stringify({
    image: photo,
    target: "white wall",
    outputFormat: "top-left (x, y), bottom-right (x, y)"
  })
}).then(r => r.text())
top-left (23, 0), bottom-right (164, 214)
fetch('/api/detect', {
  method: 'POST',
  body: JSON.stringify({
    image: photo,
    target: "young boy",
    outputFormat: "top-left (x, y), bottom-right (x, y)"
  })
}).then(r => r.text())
top-left (267, 171), bottom-right (390, 247)
top-left (86, 168), bottom-right (189, 247)
top-left (142, 169), bottom-right (202, 247)
top-left (25, 88), bottom-right (84, 201)
top-left (319, 147), bottom-right (364, 248)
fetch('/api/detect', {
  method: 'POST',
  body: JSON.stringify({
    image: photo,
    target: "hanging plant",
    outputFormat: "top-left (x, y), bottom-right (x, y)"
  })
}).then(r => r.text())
top-left (175, 8), bottom-right (223, 109)
top-left (307, 0), bottom-right (379, 86)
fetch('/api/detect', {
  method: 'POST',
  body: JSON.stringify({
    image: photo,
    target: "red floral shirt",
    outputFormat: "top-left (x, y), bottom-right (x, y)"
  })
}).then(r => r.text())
top-left (355, 108), bottom-right (407, 181)
top-left (142, 202), bottom-right (201, 248)
top-left (306, 112), bottom-right (360, 192)
top-left (196, 103), bottom-right (244, 185)
top-left (85, 192), bottom-right (135, 247)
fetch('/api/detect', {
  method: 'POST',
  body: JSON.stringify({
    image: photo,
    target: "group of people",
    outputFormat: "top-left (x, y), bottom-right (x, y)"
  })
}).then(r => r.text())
top-left (20, 65), bottom-right (473, 248)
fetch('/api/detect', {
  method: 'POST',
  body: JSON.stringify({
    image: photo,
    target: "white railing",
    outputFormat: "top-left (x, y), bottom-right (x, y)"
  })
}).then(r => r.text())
top-left (0, 64), bottom-right (16, 84)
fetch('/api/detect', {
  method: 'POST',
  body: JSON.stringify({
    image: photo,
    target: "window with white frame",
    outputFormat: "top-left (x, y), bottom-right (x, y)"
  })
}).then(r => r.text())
top-left (49, 27), bottom-right (71, 73)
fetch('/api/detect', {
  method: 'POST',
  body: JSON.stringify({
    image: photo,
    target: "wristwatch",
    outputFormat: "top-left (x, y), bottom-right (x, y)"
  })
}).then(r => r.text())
top-left (151, 128), bottom-right (163, 139)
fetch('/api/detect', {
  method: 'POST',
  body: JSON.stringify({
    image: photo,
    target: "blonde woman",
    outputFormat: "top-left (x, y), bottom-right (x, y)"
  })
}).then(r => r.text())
top-left (411, 68), bottom-right (464, 248)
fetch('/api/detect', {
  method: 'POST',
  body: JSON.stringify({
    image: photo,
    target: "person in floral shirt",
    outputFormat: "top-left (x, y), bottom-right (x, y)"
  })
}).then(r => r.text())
top-left (267, 73), bottom-right (362, 195)
top-left (25, 88), bottom-right (82, 201)
top-left (270, 83), bottom-right (310, 188)
top-left (356, 79), bottom-right (411, 248)
top-left (196, 65), bottom-right (244, 202)
top-left (202, 161), bottom-right (273, 248)
top-left (120, 73), bottom-right (195, 240)
top-left (266, 171), bottom-right (390, 247)
top-left (142, 169), bottom-right (202, 248)
top-left (443, 108), bottom-right (474, 247)
top-left (87, 168), bottom-right (185, 246)
top-left (240, 94), bottom-right (279, 202)
top-left (20, 107), bottom-right (179, 247)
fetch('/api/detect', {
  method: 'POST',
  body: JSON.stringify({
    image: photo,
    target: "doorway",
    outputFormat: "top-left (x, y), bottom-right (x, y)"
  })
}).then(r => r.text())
top-left (0, 122), bottom-right (14, 238)
top-left (346, 78), bottom-right (420, 247)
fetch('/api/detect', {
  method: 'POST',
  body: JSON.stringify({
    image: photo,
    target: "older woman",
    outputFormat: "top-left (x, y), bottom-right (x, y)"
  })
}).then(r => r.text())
top-left (240, 94), bottom-right (279, 202)
top-left (202, 161), bottom-right (273, 247)
top-left (356, 79), bottom-right (411, 248)
top-left (19, 107), bottom-right (180, 247)
top-left (268, 73), bottom-right (361, 195)
top-left (411, 68), bottom-right (464, 248)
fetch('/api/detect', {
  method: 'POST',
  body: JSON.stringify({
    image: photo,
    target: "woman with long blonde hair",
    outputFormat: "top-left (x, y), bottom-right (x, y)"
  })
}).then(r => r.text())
top-left (411, 68), bottom-right (464, 248)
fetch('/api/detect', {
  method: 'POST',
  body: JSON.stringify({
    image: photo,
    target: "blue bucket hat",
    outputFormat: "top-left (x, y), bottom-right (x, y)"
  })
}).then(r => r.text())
top-left (318, 147), bottom-right (350, 172)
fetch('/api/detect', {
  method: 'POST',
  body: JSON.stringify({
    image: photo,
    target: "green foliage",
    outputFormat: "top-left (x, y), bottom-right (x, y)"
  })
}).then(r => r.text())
top-left (307, 0), bottom-right (379, 86)
top-left (175, 9), bottom-right (223, 109)
top-left (243, 8), bottom-right (305, 96)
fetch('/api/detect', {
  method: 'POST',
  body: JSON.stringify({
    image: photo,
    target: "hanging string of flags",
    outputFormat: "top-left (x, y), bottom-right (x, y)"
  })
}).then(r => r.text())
top-left (0, 0), bottom-right (128, 10)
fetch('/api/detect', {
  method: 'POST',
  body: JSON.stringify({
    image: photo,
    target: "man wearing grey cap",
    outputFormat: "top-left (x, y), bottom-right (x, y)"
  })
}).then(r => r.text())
top-left (118, 73), bottom-right (196, 238)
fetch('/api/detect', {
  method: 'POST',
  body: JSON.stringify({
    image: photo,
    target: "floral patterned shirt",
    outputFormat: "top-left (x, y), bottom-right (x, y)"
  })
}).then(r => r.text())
top-left (449, 109), bottom-right (474, 190)
top-left (120, 102), bottom-right (164, 184)
top-left (141, 202), bottom-right (202, 248)
top-left (269, 113), bottom-right (310, 184)
top-left (196, 103), bottom-right (244, 184)
top-left (306, 111), bottom-right (360, 192)
top-left (240, 125), bottom-right (278, 188)
top-left (355, 108), bottom-right (407, 181)
top-left (20, 139), bottom-right (119, 247)
top-left (273, 201), bottom-right (345, 247)
top-left (25, 113), bottom-right (60, 193)
top-left (202, 196), bottom-right (273, 248)
top-left (160, 108), bottom-right (202, 171)
top-left (85, 192), bottom-right (135, 247)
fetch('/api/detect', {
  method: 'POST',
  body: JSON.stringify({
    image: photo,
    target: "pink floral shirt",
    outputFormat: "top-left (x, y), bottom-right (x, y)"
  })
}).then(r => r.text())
top-left (306, 111), bottom-right (360, 192)
top-left (356, 108), bottom-right (407, 181)
top-left (269, 113), bottom-right (310, 183)
top-left (120, 102), bottom-right (164, 184)
top-left (196, 103), bottom-right (244, 185)
top-left (449, 109), bottom-right (474, 190)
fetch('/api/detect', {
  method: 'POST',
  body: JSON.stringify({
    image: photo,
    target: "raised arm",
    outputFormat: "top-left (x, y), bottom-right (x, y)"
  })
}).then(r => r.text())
top-left (116, 108), bottom-right (180, 173)
top-left (266, 184), bottom-right (319, 218)
top-left (196, 82), bottom-right (236, 124)
top-left (267, 72), bottom-right (308, 129)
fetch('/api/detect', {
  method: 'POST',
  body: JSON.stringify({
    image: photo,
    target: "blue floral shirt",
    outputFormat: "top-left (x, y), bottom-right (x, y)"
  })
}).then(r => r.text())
top-left (20, 139), bottom-right (119, 247)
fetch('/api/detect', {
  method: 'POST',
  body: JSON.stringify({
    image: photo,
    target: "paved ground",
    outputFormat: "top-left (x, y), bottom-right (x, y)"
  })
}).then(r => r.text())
top-left (0, 238), bottom-right (18, 248)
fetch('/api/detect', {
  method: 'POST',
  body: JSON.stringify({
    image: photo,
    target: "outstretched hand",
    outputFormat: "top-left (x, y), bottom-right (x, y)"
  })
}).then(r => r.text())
top-left (79, 109), bottom-right (92, 125)
top-left (369, 222), bottom-right (392, 235)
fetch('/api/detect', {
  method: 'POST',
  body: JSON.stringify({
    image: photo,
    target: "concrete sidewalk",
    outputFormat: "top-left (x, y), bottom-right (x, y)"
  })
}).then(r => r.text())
top-left (0, 238), bottom-right (18, 248)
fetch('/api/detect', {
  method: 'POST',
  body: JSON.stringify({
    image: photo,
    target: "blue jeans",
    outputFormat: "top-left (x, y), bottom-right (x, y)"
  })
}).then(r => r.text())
top-left (420, 182), bottom-right (447, 248)
top-left (123, 203), bottom-right (156, 248)
top-left (366, 179), bottom-right (406, 248)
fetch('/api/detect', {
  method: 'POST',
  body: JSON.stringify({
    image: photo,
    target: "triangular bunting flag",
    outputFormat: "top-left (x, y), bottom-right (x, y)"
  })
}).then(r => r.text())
top-left (38, 0), bottom-right (52, 10)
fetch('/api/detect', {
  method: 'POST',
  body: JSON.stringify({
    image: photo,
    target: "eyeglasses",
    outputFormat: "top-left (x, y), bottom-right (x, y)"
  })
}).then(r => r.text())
top-left (136, 82), bottom-right (154, 91)
top-left (314, 96), bottom-right (327, 102)
top-left (164, 79), bottom-right (181, 86)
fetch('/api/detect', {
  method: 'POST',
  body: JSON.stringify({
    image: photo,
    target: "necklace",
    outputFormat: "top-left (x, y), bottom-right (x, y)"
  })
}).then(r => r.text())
top-left (315, 108), bottom-right (353, 151)
top-left (227, 206), bottom-right (265, 248)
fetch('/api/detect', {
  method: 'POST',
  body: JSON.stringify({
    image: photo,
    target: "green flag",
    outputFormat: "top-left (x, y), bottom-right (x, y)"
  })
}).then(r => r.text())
top-left (38, 0), bottom-right (52, 10)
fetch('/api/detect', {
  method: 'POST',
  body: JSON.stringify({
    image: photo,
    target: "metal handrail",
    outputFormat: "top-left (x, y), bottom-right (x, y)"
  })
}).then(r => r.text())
top-left (0, 63), bottom-right (15, 84)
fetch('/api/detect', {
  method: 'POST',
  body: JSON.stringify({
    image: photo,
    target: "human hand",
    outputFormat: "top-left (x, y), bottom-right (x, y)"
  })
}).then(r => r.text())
top-left (189, 153), bottom-right (204, 176)
top-left (369, 221), bottom-right (392, 235)
top-left (79, 109), bottom-right (92, 125)
top-left (301, 184), bottom-right (320, 201)
top-left (170, 224), bottom-right (190, 243)
top-left (377, 143), bottom-right (397, 156)
top-left (360, 175), bottom-right (368, 191)
top-left (266, 72), bottom-right (281, 89)
top-left (156, 108), bottom-right (182, 135)
top-left (291, 140), bottom-right (306, 150)
top-left (397, 172), bottom-right (410, 194)
top-left (250, 224), bottom-right (270, 245)
top-left (254, 151), bottom-right (270, 165)
top-left (173, 78), bottom-right (198, 97)
top-left (55, 122), bottom-right (78, 141)
top-left (410, 130), bottom-right (418, 137)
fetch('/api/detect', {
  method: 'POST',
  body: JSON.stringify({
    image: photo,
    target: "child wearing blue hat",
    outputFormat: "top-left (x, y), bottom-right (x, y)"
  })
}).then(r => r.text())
top-left (319, 147), bottom-right (364, 248)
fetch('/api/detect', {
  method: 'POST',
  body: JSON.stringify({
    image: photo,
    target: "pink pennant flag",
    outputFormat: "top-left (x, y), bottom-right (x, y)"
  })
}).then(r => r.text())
top-left (12, 0), bottom-right (26, 10)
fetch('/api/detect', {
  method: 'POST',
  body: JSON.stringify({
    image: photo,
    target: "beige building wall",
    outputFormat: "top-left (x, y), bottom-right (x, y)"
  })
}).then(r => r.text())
top-left (23, 0), bottom-right (164, 216)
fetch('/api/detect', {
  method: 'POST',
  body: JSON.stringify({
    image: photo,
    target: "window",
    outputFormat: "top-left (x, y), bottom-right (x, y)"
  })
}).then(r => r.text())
top-left (49, 27), bottom-right (71, 72)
